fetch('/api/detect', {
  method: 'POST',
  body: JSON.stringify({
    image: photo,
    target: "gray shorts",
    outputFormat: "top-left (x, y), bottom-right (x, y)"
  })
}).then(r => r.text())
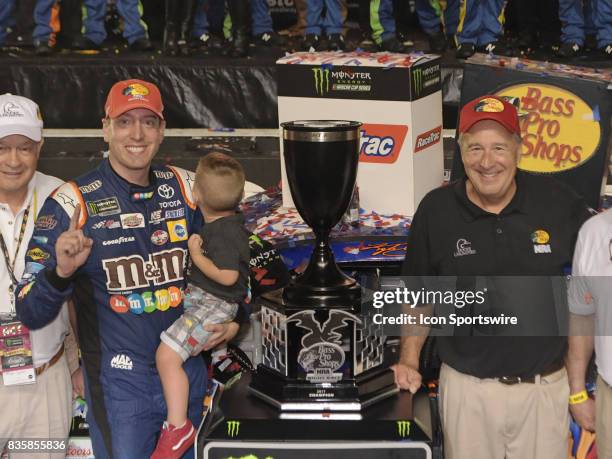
top-left (160, 284), bottom-right (238, 361)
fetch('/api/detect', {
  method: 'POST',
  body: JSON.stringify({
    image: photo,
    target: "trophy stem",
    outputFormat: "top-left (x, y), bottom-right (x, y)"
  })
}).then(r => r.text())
top-left (283, 229), bottom-right (360, 306)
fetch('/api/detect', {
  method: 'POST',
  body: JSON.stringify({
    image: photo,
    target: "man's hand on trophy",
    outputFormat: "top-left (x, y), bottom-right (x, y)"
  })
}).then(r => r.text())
top-left (391, 362), bottom-right (422, 394)
top-left (56, 204), bottom-right (93, 278)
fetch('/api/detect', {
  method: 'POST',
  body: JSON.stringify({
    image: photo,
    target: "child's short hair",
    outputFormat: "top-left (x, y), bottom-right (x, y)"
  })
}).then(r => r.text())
top-left (195, 152), bottom-right (245, 211)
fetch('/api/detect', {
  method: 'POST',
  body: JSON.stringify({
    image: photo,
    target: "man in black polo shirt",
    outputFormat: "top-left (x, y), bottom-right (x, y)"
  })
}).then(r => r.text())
top-left (393, 95), bottom-right (591, 459)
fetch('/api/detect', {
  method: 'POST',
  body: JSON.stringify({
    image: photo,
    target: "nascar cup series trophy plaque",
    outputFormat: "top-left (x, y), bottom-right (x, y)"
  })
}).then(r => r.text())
top-left (250, 121), bottom-right (397, 413)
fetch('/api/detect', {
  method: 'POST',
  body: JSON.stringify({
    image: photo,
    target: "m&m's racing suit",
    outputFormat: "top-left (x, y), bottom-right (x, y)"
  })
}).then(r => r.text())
top-left (17, 159), bottom-right (205, 459)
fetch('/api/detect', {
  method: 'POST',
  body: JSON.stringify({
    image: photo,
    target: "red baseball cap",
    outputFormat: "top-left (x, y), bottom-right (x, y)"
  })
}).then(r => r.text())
top-left (458, 95), bottom-right (520, 135)
top-left (104, 79), bottom-right (164, 119)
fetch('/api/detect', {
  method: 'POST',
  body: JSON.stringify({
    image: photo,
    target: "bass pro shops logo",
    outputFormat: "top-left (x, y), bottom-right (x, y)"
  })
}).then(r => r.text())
top-left (286, 310), bottom-right (361, 383)
top-left (227, 420), bottom-right (240, 437)
top-left (359, 124), bottom-right (408, 164)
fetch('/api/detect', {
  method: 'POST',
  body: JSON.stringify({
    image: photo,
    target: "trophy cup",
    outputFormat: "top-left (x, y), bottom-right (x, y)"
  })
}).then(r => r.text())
top-left (249, 121), bottom-right (398, 413)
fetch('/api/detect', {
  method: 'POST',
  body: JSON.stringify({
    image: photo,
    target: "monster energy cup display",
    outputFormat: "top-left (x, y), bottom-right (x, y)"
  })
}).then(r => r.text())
top-left (277, 52), bottom-right (444, 216)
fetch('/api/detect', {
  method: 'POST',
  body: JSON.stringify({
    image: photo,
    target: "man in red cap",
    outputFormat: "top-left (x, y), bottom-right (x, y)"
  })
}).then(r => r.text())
top-left (392, 95), bottom-right (591, 458)
top-left (16, 79), bottom-right (240, 459)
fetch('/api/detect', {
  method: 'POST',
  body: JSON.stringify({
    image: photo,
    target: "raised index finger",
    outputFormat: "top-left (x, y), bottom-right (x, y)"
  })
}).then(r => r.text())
top-left (69, 204), bottom-right (81, 230)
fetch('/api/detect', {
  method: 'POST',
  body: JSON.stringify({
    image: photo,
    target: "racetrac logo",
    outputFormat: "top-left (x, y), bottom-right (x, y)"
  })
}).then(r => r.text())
top-left (110, 354), bottom-right (133, 370)
top-left (414, 126), bottom-right (442, 153)
top-left (359, 124), bottom-right (408, 164)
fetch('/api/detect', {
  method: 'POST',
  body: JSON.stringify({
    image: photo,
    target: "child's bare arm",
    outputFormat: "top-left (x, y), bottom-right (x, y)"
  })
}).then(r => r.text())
top-left (188, 234), bottom-right (239, 286)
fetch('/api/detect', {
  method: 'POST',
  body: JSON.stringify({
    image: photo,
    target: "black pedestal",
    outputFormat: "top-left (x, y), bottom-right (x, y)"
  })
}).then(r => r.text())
top-left (197, 373), bottom-right (433, 459)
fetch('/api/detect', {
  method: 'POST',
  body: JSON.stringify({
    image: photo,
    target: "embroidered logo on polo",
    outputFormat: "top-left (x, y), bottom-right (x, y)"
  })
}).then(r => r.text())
top-left (157, 184), bottom-right (175, 199)
top-left (453, 238), bottom-right (477, 257)
top-left (102, 248), bottom-right (186, 291)
top-left (167, 219), bottom-right (188, 242)
top-left (531, 229), bottom-right (551, 254)
top-left (109, 286), bottom-right (182, 315)
top-left (87, 197), bottom-right (122, 217)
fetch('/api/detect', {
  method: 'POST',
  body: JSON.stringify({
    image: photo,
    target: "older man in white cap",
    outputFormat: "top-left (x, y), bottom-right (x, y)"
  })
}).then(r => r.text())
top-left (0, 94), bottom-right (73, 458)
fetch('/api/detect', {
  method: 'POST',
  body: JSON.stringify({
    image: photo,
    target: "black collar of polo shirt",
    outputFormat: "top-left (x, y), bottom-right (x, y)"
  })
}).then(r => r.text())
top-left (453, 171), bottom-right (529, 222)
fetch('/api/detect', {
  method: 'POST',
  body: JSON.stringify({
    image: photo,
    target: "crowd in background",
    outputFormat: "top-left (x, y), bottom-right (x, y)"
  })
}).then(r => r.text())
top-left (0, 0), bottom-right (610, 59)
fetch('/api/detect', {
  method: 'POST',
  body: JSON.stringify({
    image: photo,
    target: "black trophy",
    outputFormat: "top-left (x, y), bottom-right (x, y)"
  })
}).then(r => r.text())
top-left (249, 121), bottom-right (398, 413)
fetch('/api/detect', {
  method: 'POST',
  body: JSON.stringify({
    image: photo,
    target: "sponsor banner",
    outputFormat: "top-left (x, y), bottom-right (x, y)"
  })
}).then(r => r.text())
top-left (359, 124), bottom-right (408, 164)
top-left (495, 84), bottom-right (600, 173)
top-left (277, 62), bottom-right (441, 101)
top-left (455, 61), bottom-right (611, 208)
top-left (414, 125), bottom-right (442, 153)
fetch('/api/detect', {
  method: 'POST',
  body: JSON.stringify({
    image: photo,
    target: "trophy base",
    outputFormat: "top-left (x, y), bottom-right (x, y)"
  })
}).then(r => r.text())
top-left (249, 365), bottom-right (399, 412)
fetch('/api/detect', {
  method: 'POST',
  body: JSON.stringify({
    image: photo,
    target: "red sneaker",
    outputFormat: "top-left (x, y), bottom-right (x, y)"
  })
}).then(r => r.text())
top-left (151, 420), bottom-right (196, 459)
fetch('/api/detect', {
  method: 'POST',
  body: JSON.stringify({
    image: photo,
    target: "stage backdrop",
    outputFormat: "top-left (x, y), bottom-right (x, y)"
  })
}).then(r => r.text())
top-left (452, 54), bottom-right (612, 209)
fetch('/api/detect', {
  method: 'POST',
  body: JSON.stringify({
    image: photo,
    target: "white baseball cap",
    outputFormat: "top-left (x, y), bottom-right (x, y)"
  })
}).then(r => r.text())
top-left (0, 93), bottom-right (44, 142)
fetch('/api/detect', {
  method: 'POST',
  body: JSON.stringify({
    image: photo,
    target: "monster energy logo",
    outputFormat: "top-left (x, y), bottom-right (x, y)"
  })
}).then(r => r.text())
top-left (227, 420), bottom-right (241, 437)
top-left (312, 68), bottom-right (330, 95)
top-left (397, 420), bottom-right (411, 437)
top-left (412, 68), bottom-right (423, 97)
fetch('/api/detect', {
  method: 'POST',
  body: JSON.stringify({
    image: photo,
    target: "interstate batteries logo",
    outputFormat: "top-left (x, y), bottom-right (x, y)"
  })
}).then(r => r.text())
top-left (312, 65), bottom-right (372, 96)
top-left (359, 124), bottom-right (408, 164)
top-left (412, 64), bottom-right (441, 98)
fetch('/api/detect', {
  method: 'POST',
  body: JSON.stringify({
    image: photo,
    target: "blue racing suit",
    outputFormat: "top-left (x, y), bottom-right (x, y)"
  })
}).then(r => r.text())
top-left (456, 0), bottom-right (505, 46)
top-left (16, 159), bottom-right (206, 459)
top-left (416, 0), bottom-right (459, 36)
top-left (369, 0), bottom-right (395, 44)
top-left (81, 0), bottom-right (148, 45)
top-left (559, 0), bottom-right (612, 47)
top-left (0, 0), bottom-right (15, 45)
top-left (251, 0), bottom-right (274, 36)
top-left (33, 0), bottom-right (60, 46)
top-left (306, 0), bottom-right (344, 35)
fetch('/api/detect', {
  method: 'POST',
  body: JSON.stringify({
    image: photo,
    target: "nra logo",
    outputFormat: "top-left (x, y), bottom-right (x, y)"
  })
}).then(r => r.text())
top-left (359, 124), bottom-right (408, 164)
top-left (414, 126), bottom-right (442, 153)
